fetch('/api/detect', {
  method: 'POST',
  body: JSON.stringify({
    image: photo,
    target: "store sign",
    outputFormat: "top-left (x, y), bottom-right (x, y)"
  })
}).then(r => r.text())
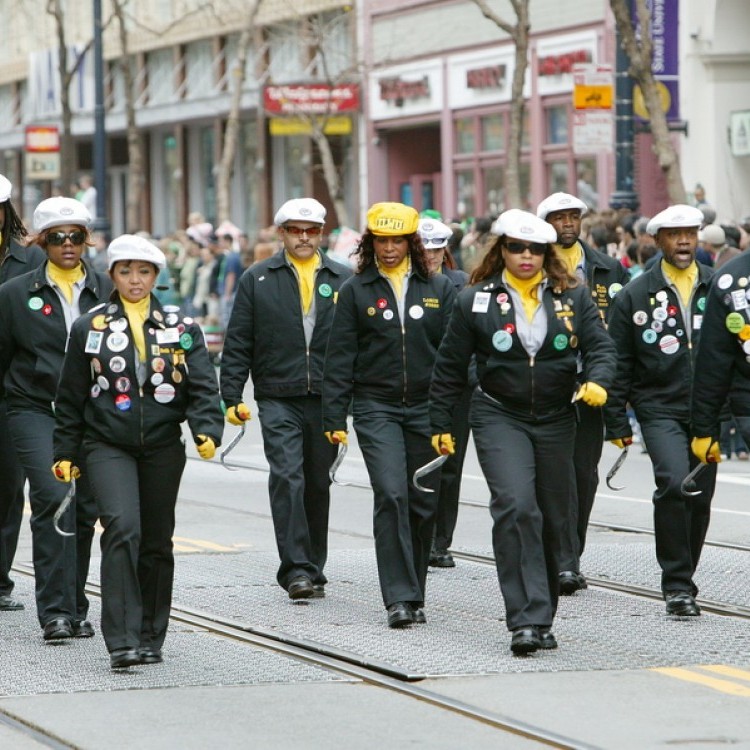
top-left (730, 110), bottom-right (750, 157)
top-left (448, 49), bottom-right (516, 109)
top-left (269, 116), bottom-right (352, 136)
top-left (539, 49), bottom-right (592, 77)
top-left (536, 31), bottom-right (598, 96)
top-left (25, 125), bottom-right (60, 180)
top-left (263, 84), bottom-right (360, 115)
top-left (378, 76), bottom-right (430, 103)
top-left (370, 61), bottom-right (443, 121)
top-left (466, 65), bottom-right (506, 89)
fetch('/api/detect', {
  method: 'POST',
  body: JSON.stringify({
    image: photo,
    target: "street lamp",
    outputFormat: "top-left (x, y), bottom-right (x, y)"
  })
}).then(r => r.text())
top-left (92, 0), bottom-right (109, 234)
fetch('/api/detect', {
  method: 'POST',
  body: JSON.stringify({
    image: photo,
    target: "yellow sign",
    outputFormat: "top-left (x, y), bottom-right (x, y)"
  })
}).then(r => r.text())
top-left (269, 116), bottom-right (352, 136)
top-left (633, 82), bottom-right (671, 121)
top-left (573, 85), bottom-right (613, 110)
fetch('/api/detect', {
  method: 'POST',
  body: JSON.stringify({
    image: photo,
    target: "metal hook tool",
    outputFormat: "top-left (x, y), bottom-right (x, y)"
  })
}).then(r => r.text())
top-left (220, 423), bottom-right (247, 470)
top-left (681, 463), bottom-right (709, 497)
top-left (329, 443), bottom-right (351, 486)
top-left (605, 446), bottom-right (629, 491)
top-left (412, 453), bottom-right (449, 492)
top-left (53, 478), bottom-right (76, 537)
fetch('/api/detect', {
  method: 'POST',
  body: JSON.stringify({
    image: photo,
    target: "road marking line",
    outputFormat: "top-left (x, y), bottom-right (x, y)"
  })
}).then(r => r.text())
top-left (173, 536), bottom-right (235, 553)
top-left (597, 493), bottom-right (750, 517)
top-left (698, 665), bottom-right (750, 682)
top-left (652, 666), bottom-right (750, 696)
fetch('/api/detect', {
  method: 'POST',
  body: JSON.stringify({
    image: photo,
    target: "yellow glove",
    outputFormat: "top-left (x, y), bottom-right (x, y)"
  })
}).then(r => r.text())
top-left (51, 460), bottom-right (81, 483)
top-left (195, 434), bottom-right (216, 460)
top-left (691, 437), bottom-right (721, 464)
top-left (610, 437), bottom-right (633, 450)
top-left (325, 430), bottom-right (348, 445)
top-left (431, 433), bottom-right (456, 456)
top-left (575, 382), bottom-right (608, 407)
top-left (226, 403), bottom-right (251, 426)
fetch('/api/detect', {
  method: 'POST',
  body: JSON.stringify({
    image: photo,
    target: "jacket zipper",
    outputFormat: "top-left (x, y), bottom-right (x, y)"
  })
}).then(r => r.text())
top-left (529, 355), bottom-right (535, 415)
top-left (401, 324), bottom-right (408, 403)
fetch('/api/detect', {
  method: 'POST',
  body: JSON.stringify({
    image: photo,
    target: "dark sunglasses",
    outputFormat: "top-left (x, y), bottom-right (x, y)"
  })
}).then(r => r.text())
top-left (46, 230), bottom-right (87, 246)
top-left (284, 225), bottom-right (322, 236)
top-left (504, 240), bottom-right (547, 256)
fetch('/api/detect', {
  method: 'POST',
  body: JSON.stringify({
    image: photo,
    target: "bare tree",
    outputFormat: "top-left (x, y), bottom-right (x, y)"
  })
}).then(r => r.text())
top-left (215, 0), bottom-right (263, 225)
top-left (609, 0), bottom-right (685, 204)
top-left (470, 0), bottom-right (529, 209)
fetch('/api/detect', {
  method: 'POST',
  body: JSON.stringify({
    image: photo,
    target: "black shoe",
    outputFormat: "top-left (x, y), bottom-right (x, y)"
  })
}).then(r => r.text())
top-left (665, 591), bottom-right (701, 616)
top-left (287, 576), bottom-right (314, 600)
top-left (538, 627), bottom-right (558, 650)
top-left (110, 648), bottom-right (141, 669)
top-left (73, 620), bottom-right (95, 638)
top-left (411, 606), bottom-right (427, 624)
top-left (559, 571), bottom-right (586, 595)
top-left (386, 602), bottom-right (413, 628)
top-left (311, 584), bottom-right (325, 599)
top-left (0, 595), bottom-right (24, 611)
top-left (429, 549), bottom-right (456, 568)
top-left (138, 648), bottom-right (163, 664)
top-left (510, 627), bottom-right (541, 655)
top-left (43, 618), bottom-right (73, 641)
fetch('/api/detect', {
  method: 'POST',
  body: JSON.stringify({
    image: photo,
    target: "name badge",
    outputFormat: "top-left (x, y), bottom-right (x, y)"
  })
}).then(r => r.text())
top-left (731, 289), bottom-right (748, 311)
top-left (85, 331), bottom-right (103, 354)
top-left (693, 314), bottom-right (703, 330)
top-left (156, 327), bottom-right (180, 344)
top-left (472, 292), bottom-right (491, 313)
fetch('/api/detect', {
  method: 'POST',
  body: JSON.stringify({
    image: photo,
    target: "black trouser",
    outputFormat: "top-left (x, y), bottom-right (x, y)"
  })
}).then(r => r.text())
top-left (8, 407), bottom-right (97, 627)
top-left (471, 391), bottom-right (574, 631)
top-left (639, 418), bottom-right (716, 595)
top-left (257, 395), bottom-right (335, 590)
top-left (85, 439), bottom-right (186, 653)
top-left (353, 397), bottom-right (438, 609)
top-left (735, 416), bottom-right (750, 448)
top-left (0, 398), bottom-right (25, 597)
top-left (433, 386), bottom-right (472, 552)
top-left (558, 401), bottom-right (604, 572)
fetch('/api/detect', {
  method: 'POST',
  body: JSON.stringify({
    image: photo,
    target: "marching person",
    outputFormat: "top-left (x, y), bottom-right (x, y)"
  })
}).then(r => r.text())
top-left (52, 234), bottom-right (223, 669)
top-left (537, 192), bottom-right (629, 595)
top-left (418, 217), bottom-right (472, 569)
top-left (604, 205), bottom-right (716, 617)
top-left (430, 209), bottom-right (615, 654)
top-left (0, 197), bottom-right (110, 641)
top-left (323, 202), bottom-right (456, 628)
top-left (0, 174), bottom-right (46, 613)
top-left (221, 198), bottom-right (352, 601)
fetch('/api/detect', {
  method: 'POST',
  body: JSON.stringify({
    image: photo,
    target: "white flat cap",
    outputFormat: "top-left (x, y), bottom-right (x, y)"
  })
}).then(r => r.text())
top-left (698, 224), bottom-right (726, 246)
top-left (0, 174), bottom-right (11, 203)
top-left (646, 204), bottom-right (703, 235)
top-left (536, 192), bottom-right (588, 220)
top-left (107, 234), bottom-right (166, 270)
top-left (274, 198), bottom-right (326, 226)
top-left (33, 197), bottom-right (91, 232)
top-left (492, 209), bottom-right (557, 244)
top-left (418, 218), bottom-right (453, 249)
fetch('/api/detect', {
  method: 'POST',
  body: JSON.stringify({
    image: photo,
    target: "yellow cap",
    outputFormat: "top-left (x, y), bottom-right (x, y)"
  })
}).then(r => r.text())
top-left (366, 202), bottom-right (419, 236)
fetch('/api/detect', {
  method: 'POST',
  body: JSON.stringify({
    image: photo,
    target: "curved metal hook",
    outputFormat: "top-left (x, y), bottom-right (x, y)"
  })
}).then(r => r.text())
top-left (53, 478), bottom-right (76, 537)
top-left (412, 453), bottom-right (449, 492)
top-left (220, 424), bottom-right (247, 471)
top-left (681, 463), bottom-right (708, 497)
top-left (605, 446), bottom-right (629, 491)
top-left (329, 443), bottom-right (351, 486)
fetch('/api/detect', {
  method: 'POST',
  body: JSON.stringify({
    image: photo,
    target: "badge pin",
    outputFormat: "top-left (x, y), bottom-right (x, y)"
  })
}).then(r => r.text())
top-left (383, 309), bottom-right (394, 321)
top-left (408, 305), bottom-right (424, 320)
top-left (492, 330), bottom-right (513, 352)
top-left (318, 283), bottom-right (333, 298)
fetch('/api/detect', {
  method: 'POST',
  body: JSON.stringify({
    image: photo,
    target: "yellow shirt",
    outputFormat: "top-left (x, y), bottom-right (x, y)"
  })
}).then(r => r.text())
top-left (553, 242), bottom-right (584, 278)
top-left (122, 297), bottom-right (150, 362)
top-left (287, 251), bottom-right (320, 313)
top-left (661, 260), bottom-right (698, 308)
top-left (505, 270), bottom-right (544, 321)
top-left (380, 255), bottom-right (410, 300)
top-left (47, 262), bottom-right (85, 305)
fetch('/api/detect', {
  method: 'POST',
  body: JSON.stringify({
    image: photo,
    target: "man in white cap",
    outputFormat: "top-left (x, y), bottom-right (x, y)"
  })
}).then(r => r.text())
top-left (537, 192), bottom-right (629, 595)
top-left (0, 175), bottom-right (46, 613)
top-left (604, 204), bottom-right (716, 617)
top-left (220, 198), bottom-right (352, 600)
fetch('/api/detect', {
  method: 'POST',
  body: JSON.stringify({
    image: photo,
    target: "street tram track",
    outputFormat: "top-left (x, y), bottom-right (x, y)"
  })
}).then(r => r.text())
top-left (0, 708), bottom-right (76, 749)
top-left (9, 563), bottom-right (595, 750)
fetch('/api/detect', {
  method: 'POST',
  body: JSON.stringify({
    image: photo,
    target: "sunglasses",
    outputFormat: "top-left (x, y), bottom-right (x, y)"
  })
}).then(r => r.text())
top-left (504, 240), bottom-right (547, 256)
top-left (284, 225), bottom-right (323, 236)
top-left (46, 230), bottom-right (87, 246)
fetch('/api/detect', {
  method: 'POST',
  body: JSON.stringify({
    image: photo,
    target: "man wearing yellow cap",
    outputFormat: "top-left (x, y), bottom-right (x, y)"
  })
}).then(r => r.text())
top-left (221, 198), bottom-right (352, 601)
top-left (322, 202), bottom-right (456, 628)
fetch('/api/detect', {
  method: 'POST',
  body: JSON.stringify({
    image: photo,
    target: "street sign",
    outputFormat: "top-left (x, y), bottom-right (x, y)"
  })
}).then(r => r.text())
top-left (25, 125), bottom-right (61, 180)
top-left (573, 111), bottom-right (614, 155)
top-left (572, 64), bottom-right (614, 154)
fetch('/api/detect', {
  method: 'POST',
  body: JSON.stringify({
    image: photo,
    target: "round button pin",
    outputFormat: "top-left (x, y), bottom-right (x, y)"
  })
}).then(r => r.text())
top-left (318, 283), bottom-right (332, 298)
top-left (492, 330), bottom-right (513, 352)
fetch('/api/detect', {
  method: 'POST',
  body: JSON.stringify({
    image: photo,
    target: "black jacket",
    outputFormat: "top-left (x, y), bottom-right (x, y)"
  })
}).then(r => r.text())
top-left (53, 294), bottom-right (223, 458)
top-left (0, 259), bottom-right (112, 413)
top-left (691, 253), bottom-right (750, 437)
top-left (579, 239), bottom-right (630, 324)
top-left (323, 264), bottom-right (456, 430)
top-left (430, 275), bottom-right (616, 431)
top-left (220, 250), bottom-right (352, 404)
top-left (0, 239), bottom-right (46, 284)
top-left (604, 261), bottom-right (715, 438)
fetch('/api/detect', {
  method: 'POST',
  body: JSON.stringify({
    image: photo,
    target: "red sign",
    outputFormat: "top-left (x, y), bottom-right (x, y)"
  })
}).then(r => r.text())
top-left (466, 65), bottom-right (506, 89)
top-left (538, 49), bottom-right (592, 76)
top-left (263, 84), bottom-right (360, 115)
top-left (378, 77), bottom-right (430, 102)
top-left (25, 125), bottom-right (60, 153)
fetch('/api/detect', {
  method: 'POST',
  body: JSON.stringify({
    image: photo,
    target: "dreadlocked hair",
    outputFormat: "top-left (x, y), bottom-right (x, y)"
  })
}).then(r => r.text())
top-left (352, 230), bottom-right (431, 277)
top-left (1, 201), bottom-right (28, 254)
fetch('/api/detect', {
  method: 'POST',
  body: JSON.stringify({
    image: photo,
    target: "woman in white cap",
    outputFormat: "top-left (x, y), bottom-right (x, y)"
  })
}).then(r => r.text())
top-left (52, 234), bottom-right (223, 669)
top-left (0, 175), bottom-right (46, 613)
top-left (0, 196), bottom-right (111, 642)
top-left (323, 202), bottom-right (456, 629)
top-left (430, 209), bottom-right (616, 655)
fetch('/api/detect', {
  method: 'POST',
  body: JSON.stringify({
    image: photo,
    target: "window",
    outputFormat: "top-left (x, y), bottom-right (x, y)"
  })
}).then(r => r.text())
top-left (546, 105), bottom-right (568, 145)
top-left (575, 158), bottom-right (599, 209)
top-left (481, 114), bottom-right (504, 151)
top-left (186, 40), bottom-right (215, 99)
top-left (455, 118), bottom-right (475, 154)
top-left (548, 161), bottom-right (569, 194)
top-left (484, 166), bottom-right (504, 215)
top-left (456, 169), bottom-right (475, 218)
top-left (147, 49), bottom-right (174, 105)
